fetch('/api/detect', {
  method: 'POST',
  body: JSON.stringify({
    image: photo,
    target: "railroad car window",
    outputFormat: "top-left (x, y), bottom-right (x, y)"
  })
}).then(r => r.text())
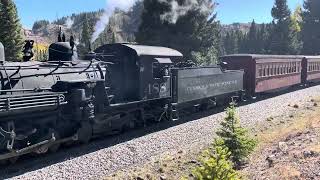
top-left (289, 63), bottom-right (292, 73)
top-left (285, 64), bottom-right (287, 74)
top-left (313, 63), bottom-right (315, 71)
top-left (289, 63), bottom-right (291, 73)
top-left (257, 65), bottom-right (262, 77)
top-left (152, 62), bottom-right (162, 79)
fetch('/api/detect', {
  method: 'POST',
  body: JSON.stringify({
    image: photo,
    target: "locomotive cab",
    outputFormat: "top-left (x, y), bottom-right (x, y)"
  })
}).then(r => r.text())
top-left (95, 44), bottom-right (183, 103)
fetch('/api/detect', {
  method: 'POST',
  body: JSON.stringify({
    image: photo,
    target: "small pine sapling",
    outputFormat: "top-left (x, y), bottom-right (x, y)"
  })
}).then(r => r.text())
top-left (193, 138), bottom-right (239, 180)
top-left (217, 103), bottom-right (257, 167)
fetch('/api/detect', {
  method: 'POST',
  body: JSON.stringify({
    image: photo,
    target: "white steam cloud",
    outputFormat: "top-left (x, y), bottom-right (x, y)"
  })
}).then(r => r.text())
top-left (159, 0), bottom-right (213, 24)
top-left (65, 17), bottom-right (74, 29)
top-left (91, 0), bottom-right (139, 43)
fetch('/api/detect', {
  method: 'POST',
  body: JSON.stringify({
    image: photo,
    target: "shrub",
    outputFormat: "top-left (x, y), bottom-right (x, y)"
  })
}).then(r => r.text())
top-left (193, 139), bottom-right (239, 180)
top-left (216, 103), bottom-right (257, 167)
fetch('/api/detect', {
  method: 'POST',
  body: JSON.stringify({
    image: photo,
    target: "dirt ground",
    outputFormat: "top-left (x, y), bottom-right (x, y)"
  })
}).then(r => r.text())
top-left (106, 99), bottom-right (320, 180)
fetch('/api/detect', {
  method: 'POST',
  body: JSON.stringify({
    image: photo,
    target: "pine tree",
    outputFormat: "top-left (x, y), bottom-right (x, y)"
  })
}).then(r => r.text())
top-left (136, 0), bottom-right (220, 65)
top-left (193, 138), bottom-right (239, 180)
top-left (247, 20), bottom-right (258, 53)
top-left (0, 0), bottom-right (24, 61)
top-left (270, 0), bottom-right (301, 54)
top-left (77, 15), bottom-right (92, 56)
top-left (216, 103), bottom-right (256, 167)
top-left (81, 15), bottom-right (91, 50)
top-left (301, 0), bottom-right (320, 55)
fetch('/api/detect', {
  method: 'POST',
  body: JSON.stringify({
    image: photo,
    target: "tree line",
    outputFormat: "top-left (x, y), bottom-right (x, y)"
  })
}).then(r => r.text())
top-left (0, 0), bottom-right (319, 63)
top-left (222, 0), bottom-right (320, 56)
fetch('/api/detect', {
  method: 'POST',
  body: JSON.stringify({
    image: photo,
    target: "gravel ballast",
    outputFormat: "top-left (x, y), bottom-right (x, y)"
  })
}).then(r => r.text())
top-left (4, 85), bottom-right (320, 180)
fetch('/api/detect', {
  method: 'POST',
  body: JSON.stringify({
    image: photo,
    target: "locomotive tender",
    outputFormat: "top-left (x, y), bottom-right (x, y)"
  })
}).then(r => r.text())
top-left (0, 39), bottom-right (244, 163)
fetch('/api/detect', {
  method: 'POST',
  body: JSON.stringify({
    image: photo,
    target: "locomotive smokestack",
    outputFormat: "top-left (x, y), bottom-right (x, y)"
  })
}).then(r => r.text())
top-left (0, 42), bottom-right (4, 62)
top-left (58, 27), bottom-right (62, 42)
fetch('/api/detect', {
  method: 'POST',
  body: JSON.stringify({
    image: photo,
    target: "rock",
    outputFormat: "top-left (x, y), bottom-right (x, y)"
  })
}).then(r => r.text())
top-left (136, 176), bottom-right (144, 180)
top-left (303, 151), bottom-right (319, 158)
top-left (146, 174), bottom-right (152, 180)
top-left (158, 167), bottom-right (164, 173)
top-left (267, 117), bottom-right (273, 121)
top-left (266, 155), bottom-right (276, 168)
top-left (278, 142), bottom-right (289, 153)
top-left (293, 104), bottom-right (299, 108)
top-left (160, 175), bottom-right (167, 180)
top-left (189, 160), bottom-right (198, 164)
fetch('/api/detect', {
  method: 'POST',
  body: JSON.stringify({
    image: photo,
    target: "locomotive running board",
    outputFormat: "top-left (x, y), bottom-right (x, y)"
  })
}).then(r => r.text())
top-left (0, 133), bottom-right (78, 161)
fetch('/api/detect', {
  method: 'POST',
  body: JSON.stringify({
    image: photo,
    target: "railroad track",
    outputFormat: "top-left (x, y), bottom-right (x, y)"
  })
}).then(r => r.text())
top-left (1, 84), bottom-right (320, 180)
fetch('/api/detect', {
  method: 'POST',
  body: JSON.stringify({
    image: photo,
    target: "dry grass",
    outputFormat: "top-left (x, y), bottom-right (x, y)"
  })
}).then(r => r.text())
top-left (257, 103), bottom-right (320, 148)
top-left (107, 97), bottom-right (320, 180)
top-left (276, 165), bottom-right (301, 180)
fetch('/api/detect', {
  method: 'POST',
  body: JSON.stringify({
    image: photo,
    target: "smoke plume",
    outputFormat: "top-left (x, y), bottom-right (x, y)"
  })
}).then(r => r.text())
top-left (159, 0), bottom-right (213, 24)
top-left (91, 0), bottom-right (139, 43)
top-left (65, 17), bottom-right (74, 29)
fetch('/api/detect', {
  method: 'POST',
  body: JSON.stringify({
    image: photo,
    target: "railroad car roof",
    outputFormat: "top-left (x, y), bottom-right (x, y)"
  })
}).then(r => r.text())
top-left (96, 44), bottom-right (183, 57)
top-left (304, 56), bottom-right (320, 59)
top-left (221, 54), bottom-right (304, 59)
top-left (221, 54), bottom-right (305, 63)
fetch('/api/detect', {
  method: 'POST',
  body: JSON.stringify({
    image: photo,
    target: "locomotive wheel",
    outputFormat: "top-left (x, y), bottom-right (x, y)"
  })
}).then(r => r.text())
top-left (35, 144), bottom-right (49, 154)
top-left (77, 122), bottom-right (93, 144)
top-left (0, 159), bottom-right (7, 166)
top-left (9, 156), bottom-right (19, 164)
top-left (49, 131), bottom-right (60, 153)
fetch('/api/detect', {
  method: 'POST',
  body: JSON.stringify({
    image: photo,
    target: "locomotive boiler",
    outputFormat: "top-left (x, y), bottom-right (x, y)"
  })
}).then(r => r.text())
top-left (0, 38), bottom-right (108, 162)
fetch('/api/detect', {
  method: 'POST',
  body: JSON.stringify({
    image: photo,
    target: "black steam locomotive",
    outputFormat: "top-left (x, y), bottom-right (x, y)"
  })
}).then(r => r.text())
top-left (0, 37), bottom-right (245, 163)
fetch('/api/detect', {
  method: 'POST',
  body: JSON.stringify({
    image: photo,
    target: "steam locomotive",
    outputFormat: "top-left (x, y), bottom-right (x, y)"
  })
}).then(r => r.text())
top-left (0, 36), bottom-right (245, 163)
top-left (1, 33), bottom-right (319, 164)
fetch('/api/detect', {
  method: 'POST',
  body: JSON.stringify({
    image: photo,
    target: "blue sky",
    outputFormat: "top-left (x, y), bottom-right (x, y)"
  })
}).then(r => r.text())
top-left (15, 0), bottom-right (304, 29)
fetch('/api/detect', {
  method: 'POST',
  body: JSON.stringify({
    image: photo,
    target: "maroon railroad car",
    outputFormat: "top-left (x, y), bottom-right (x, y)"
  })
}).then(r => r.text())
top-left (302, 56), bottom-right (320, 83)
top-left (220, 54), bottom-right (304, 97)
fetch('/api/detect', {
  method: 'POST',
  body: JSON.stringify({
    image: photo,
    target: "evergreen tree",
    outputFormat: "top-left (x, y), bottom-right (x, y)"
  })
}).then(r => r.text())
top-left (301, 0), bottom-right (320, 54)
top-left (216, 103), bottom-right (256, 167)
top-left (0, 0), bottom-right (24, 61)
top-left (136, 0), bottom-right (220, 65)
top-left (81, 15), bottom-right (92, 50)
top-left (77, 15), bottom-right (92, 56)
top-left (270, 0), bottom-right (301, 54)
top-left (256, 24), bottom-right (266, 53)
top-left (247, 20), bottom-right (258, 53)
top-left (193, 138), bottom-right (239, 180)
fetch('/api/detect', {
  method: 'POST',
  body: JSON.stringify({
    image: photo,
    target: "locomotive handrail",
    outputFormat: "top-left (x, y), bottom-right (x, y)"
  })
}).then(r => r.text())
top-left (3, 69), bottom-right (100, 80)
top-left (0, 88), bottom-right (52, 93)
